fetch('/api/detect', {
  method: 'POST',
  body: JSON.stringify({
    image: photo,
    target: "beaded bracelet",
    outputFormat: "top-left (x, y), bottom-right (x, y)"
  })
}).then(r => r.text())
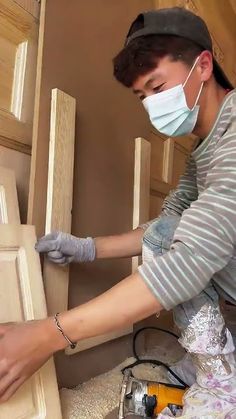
top-left (54, 313), bottom-right (77, 349)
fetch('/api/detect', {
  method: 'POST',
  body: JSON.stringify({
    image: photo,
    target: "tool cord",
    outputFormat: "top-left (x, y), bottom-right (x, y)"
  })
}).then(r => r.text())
top-left (122, 326), bottom-right (189, 389)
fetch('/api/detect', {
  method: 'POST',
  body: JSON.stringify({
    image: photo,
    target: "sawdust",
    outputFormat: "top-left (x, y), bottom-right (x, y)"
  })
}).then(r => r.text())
top-left (60, 341), bottom-right (184, 419)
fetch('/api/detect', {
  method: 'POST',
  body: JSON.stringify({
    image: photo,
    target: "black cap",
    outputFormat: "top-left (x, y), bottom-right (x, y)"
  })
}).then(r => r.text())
top-left (125, 7), bottom-right (233, 89)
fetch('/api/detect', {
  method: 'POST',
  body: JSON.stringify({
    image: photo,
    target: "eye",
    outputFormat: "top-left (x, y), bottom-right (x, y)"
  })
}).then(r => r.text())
top-left (153, 83), bottom-right (165, 93)
top-left (139, 94), bottom-right (145, 101)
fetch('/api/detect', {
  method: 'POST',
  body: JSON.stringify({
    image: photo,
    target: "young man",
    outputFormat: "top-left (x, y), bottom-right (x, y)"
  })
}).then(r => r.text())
top-left (0, 7), bottom-right (236, 417)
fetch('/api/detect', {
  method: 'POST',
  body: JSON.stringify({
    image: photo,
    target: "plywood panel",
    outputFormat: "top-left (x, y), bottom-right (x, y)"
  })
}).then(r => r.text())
top-left (44, 89), bottom-right (76, 315)
top-left (0, 225), bottom-right (62, 418)
top-left (0, 166), bottom-right (20, 223)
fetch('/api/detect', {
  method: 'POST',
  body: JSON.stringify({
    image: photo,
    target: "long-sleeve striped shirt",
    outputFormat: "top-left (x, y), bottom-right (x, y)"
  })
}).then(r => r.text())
top-left (138, 89), bottom-right (236, 310)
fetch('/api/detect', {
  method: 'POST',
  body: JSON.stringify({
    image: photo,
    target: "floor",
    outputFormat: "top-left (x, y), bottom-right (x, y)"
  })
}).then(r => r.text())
top-left (60, 334), bottom-right (184, 419)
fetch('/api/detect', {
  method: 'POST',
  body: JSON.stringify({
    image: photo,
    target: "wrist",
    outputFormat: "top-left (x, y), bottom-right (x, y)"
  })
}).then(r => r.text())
top-left (43, 316), bottom-right (70, 352)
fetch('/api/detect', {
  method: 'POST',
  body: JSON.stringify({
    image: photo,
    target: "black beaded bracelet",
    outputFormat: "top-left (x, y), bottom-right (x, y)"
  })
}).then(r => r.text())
top-left (54, 312), bottom-right (77, 349)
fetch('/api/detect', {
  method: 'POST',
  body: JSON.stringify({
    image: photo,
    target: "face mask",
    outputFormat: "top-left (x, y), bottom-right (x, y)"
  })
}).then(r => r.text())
top-left (142, 56), bottom-right (204, 137)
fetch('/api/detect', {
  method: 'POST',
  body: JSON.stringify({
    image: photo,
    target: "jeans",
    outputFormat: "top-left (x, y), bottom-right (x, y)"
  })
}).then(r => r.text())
top-left (142, 215), bottom-right (236, 418)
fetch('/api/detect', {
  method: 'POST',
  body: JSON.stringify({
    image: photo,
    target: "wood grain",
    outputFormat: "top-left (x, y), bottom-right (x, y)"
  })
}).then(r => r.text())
top-left (44, 88), bottom-right (76, 315)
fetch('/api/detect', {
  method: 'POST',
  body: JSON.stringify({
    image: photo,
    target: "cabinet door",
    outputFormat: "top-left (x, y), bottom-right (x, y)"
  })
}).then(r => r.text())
top-left (0, 166), bottom-right (20, 223)
top-left (0, 0), bottom-right (38, 154)
top-left (0, 225), bottom-right (62, 419)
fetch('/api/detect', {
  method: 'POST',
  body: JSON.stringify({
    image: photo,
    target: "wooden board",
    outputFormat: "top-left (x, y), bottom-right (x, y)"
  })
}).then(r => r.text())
top-left (0, 166), bottom-right (20, 223)
top-left (132, 137), bottom-right (151, 272)
top-left (0, 224), bottom-right (62, 418)
top-left (66, 138), bottom-right (150, 355)
top-left (44, 88), bottom-right (76, 315)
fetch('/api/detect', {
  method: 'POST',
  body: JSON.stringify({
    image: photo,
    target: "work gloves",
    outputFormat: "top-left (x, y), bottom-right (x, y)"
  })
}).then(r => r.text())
top-left (35, 232), bottom-right (96, 265)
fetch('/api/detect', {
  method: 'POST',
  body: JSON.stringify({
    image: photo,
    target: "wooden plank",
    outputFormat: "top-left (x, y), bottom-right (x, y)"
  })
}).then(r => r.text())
top-left (132, 138), bottom-right (151, 229)
top-left (132, 137), bottom-right (151, 272)
top-left (44, 88), bottom-right (76, 315)
top-left (66, 328), bottom-right (133, 356)
top-left (0, 225), bottom-right (62, 418)
top-left (162, 137), bottom-right (174, 184)
top-left (0, 166), bottom-right (20, 223)
top-left (27, 0), bottom-right (46, 228)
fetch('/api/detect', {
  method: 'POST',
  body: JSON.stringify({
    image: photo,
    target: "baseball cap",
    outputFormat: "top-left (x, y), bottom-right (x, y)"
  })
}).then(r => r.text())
top-left (125, 7), bottom-right (233, 89)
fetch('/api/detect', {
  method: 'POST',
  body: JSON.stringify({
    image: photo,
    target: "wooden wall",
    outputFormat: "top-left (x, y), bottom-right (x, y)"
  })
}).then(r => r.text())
top-left (27, 0), bottom-right (155, 388)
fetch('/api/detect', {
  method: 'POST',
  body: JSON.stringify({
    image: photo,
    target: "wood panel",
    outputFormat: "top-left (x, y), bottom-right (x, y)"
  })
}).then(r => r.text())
top-left (132, 137), bottom-right (151, 272)
top-left (0, 225), bottom-right (62, 418)
top-left (148, 130), bottom-right (195, 219)
top-left (0, 0), bottom-right (38, 152)
top-left (44, 89), bottom-right (76, 315)
top-left (66, 139), bottom-right (149, 355)
top-left (0, 166), bottom-right (20, 223)
top-left (0, 145), bottom-right (30, 223)
top-left (27, 0), bottom-right (46, 226)
top-left (13, 0), bottom-right (40, 19)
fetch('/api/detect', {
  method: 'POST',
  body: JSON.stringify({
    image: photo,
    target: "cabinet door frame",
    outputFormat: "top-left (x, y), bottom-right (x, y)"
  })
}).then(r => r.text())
top-left (0, 224), bottom-right (62, 418)
top-left (0, 0), bottom-right (39, 155)
top-left (0, 166), bottom-right (20, 223)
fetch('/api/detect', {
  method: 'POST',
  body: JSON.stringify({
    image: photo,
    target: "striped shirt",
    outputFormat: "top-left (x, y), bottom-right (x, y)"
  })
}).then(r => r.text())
top-left (138, 89), bottom-right (236, 310)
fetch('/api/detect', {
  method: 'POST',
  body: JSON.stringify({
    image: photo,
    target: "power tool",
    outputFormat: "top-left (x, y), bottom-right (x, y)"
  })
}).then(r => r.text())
top-left (118, 326), bottom-right (188, 418)
top-left (118, 369), bottom-right (186, 418)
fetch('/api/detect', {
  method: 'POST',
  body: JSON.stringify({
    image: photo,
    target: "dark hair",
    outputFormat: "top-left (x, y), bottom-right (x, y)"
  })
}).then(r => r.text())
top-left (113, 35), bottom-right (204, 87)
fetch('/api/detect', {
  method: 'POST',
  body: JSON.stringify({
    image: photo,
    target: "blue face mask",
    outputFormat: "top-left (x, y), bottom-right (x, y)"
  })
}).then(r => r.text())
top-left (142, 56), bottom-right (204, 137)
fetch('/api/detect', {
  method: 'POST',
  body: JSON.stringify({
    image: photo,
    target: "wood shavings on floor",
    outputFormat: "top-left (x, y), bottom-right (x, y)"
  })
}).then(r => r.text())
top-left (60, 338), bottom-right (184, 419)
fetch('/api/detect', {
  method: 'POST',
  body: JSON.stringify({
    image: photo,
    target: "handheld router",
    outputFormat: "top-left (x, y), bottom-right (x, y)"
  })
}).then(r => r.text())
top-left (118, 369), bottom-right (186, 418)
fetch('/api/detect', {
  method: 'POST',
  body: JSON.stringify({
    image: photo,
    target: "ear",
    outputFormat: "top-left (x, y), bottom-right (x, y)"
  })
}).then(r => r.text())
top-left (198, 50), bottom-right (213, 82)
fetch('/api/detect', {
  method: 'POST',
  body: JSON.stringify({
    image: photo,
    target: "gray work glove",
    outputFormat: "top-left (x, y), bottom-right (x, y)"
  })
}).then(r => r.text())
top-left (35, 232), bottom-right (96, 264)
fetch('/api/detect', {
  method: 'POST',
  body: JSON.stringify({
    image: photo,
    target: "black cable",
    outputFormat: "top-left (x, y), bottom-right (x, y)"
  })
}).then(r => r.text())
top-left (132, 327), bottom-right (180, 359)
top-left (122, 326), bottom-right (189, 389)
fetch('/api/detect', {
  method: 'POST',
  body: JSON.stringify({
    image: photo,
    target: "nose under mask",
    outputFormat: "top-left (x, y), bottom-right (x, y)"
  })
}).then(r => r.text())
top-left (142, 56), bottom-right (204, 137)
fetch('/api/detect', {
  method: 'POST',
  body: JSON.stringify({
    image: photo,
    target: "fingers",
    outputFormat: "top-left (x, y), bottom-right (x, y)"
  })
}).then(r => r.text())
top-left (35, 232), bottom-right (59, 253)
top-left (0, 376), bottom-right (25, 403)
top-left (46, 251), bottom-right (67, 265)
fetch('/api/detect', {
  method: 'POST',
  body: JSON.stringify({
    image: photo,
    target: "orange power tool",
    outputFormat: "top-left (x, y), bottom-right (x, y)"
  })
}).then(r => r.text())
top-left (118, 369), bottom-right (187, 418)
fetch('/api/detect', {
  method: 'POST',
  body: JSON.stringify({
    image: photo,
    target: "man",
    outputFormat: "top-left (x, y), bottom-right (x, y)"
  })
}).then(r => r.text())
top-left (0, 7), bottom-right (236, 417)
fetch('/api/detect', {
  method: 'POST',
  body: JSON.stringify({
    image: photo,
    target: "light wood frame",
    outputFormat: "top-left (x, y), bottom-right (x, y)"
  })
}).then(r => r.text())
top-left (0, 166), bottom-right (20, 223)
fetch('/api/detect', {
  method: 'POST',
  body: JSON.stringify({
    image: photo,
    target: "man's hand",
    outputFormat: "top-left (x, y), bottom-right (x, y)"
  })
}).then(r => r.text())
top-left (35, 232), bottom-right (96, 264)
top-left (0, 319), bottom-right (65, 402)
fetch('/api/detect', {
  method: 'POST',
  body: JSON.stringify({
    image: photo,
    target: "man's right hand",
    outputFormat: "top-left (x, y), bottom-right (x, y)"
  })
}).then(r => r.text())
top-left (35, 232), bottom-right (96, 264)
